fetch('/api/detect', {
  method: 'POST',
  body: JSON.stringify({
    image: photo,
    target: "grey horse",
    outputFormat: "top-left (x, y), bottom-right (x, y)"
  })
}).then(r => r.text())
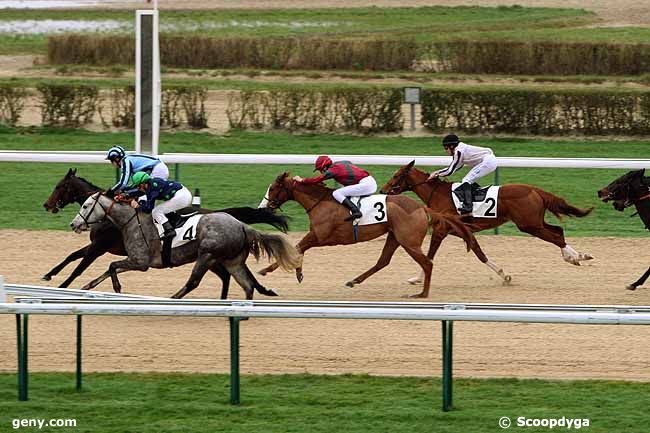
top-left (70, 192), bottom-right (300, 299)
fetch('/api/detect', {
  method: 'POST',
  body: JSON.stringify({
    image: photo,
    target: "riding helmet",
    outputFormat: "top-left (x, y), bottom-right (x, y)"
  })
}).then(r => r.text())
top-left (314, 155), bottom-right (333, 171)
top-left (129, 171), bottom-right (151, 186)
top-left (442, 134), bottom-right (460, 147)
top-left (106, 145), bottom-right (126, 161)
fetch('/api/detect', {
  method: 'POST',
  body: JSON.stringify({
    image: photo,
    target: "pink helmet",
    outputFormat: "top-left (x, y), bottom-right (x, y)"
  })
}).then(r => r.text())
top-left (314, 155), bottom-right (332, 171)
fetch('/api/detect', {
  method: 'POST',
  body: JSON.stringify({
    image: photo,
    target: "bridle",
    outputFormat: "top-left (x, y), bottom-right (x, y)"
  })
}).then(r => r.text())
top-left (52, 178), bottom-right (99, 211)
top-left (387, 166), bottom-right (435, 205)
top-left (76, 193), bottom-right (137, 230)
top-left (268, 179), bottom-right (329, 214)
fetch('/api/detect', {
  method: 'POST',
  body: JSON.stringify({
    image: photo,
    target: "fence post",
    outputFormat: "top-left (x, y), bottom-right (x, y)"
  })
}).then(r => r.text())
top-left (0, 275), bottom-right (5, 302)
top-left (494, 167), bottom-right (500, 235)
top-left (174, 163), bottom-right (180, 182)
top-left (76, 315), bottom-right (82, 391)
top-left (17, 314), bottom-right (28, 401)
top-left (229, 317), bottom-right (241, 405)
top-left (442, 320), bottom-right (453, 411)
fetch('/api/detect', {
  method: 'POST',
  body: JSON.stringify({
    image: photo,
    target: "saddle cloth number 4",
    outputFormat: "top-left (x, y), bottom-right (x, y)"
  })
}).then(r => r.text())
top-left (155, 214), bottom-right (202, 248)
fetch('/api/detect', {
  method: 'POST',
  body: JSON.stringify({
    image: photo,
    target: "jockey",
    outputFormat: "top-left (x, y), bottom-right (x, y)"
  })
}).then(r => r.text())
top-left (293, 155), bottom-right (377, 221)
top-left (105, 145), bottom-right (170, 194)
top-left (125, 172), bottom-right (192, 239)
top-left (428, 134), bottom-right (497, 215)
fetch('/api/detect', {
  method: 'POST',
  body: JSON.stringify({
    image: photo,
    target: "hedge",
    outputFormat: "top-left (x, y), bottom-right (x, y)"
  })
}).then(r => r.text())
top-left (48, 34), bottom-right (650, 76)
top-left (421, 88), bottom-right (650, 135)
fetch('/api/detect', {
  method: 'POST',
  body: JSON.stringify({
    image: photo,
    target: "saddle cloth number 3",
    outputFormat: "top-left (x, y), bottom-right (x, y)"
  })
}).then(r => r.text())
top-left (354, 194), bottom-right (388, 226)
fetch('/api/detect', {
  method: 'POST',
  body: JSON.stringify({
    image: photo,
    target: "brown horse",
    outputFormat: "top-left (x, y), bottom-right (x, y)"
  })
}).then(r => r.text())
top-left (257, 172), bottom-right (476, 298)
top-left (381, 161), bottom-right (594, 282)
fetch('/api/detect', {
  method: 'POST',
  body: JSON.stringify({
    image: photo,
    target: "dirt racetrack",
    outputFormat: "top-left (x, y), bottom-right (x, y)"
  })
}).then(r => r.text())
top-left (1, 229), bottom-right (650, 381)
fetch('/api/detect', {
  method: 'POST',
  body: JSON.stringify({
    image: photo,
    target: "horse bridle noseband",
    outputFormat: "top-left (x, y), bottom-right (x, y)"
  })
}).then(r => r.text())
top-left (76, 193), bottom-right (137, 230)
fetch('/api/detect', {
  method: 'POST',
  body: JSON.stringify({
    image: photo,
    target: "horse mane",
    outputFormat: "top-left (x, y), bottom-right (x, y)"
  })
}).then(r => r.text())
top-left (75, 175), bottom-right (103, 191)
top-left (408, 165), bottom-right (450, 185)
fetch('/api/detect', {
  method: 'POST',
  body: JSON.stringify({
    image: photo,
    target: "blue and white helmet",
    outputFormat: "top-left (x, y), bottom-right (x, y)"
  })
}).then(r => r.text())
top-left (106, 145), bottom-right (126, 161)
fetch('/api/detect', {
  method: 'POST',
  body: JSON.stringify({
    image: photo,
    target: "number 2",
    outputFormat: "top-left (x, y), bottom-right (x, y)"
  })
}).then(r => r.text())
top-left (484, 198), bottom-right (496, 217)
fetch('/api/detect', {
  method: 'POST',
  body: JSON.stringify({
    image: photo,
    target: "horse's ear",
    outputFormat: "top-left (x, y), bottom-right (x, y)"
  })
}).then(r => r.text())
top-left (407, 160), bottom-right (415, 168)
top-left (66, 168), bottom-right (76, 177)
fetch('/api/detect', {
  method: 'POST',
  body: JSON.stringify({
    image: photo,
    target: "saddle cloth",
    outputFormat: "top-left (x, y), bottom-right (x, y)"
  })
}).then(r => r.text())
top-left (350, 194), bottom-right (388, 225)
top-left (155, 210), bottom-right (201, 248)
top-left (451, 183), bottom-right (500, 218)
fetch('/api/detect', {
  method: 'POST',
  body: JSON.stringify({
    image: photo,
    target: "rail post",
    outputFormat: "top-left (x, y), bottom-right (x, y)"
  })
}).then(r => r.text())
top-left (76, 315), bottom-right (82, 391)
top-left (442, 320), bottom-right (453, 411)
top-left (17, 314), bottom-right (28, 401)
top-left (229, 317), bottom-right (241, 405)
top-left (494, 167), bottom-right (500, 235)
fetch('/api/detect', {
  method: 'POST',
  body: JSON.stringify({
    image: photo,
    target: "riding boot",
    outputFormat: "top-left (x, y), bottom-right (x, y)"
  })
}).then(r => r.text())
top-left (457, 182), bottom-right (473, 215)
top-left (342, 198), bottom-right (362, 221)
top-left (161, 221), bottom-right (176, 239)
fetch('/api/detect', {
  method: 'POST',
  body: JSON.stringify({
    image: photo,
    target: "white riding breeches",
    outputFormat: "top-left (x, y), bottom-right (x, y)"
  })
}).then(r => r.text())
top-left (151, 162), bottom-right (170, 180)
top-left (462, 155), bottom-right (497, 184)
top-left (332, 176), bottom-right (377, 203)
top-left (151, 186), bottom-right (192, 225)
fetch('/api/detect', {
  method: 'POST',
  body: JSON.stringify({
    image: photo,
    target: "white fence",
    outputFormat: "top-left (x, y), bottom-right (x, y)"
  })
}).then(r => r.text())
top-left (1, 151), bottom-right (650, 169)
top-left (3, 281), bottom-right (650, 410)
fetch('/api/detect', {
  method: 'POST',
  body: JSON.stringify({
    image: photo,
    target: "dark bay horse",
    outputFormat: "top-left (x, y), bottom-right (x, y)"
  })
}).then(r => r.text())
top-left (598, 169), bottom-right (650, 290)
top-left (43, 168), bottom-right (289, 298)
top-left (70, 192), bottom-right (300, 299)
top-left (257, 172), bottom-right (476, 298)
top-left (381, 161), bottom-right (594, 281)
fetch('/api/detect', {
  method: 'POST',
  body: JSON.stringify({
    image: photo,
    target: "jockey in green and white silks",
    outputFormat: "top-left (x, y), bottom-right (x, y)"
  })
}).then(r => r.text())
top-left (106, 145), bottom-right (170, 194)
top-left (125, 172), bottom-right (192, 239)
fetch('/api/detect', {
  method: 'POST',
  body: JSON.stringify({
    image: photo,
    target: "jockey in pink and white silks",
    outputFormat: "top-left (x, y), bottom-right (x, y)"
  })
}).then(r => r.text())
top-left (428, 134), bottom-right (497, 215)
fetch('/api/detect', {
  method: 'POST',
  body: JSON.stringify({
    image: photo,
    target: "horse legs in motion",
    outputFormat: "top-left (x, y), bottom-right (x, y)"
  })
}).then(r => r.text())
top-left (407, 223), bottom-right (512, 286)
top-left (627, 266), bottom-right (650, 291)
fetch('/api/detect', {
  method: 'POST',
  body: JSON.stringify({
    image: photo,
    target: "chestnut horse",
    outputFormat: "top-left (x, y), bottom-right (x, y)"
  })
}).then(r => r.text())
top-left (381, 161), bottom-right (594, 282)
top-left (598, 169), bottom-right (650, 290)
top-left (257, 172), bottom-right (476, 298)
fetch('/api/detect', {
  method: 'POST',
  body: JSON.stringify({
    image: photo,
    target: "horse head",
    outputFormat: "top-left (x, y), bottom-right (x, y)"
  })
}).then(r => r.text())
top-left (598, 169), bottom-right (648, 211)
top-left (44, 168), bottom-right (102, 213)
top-left (44, 168), bottom-right (78, 213)
top-left (380, 160), bottom-right (416, 194)
top-left (263, 172), bottom-right (294, 209)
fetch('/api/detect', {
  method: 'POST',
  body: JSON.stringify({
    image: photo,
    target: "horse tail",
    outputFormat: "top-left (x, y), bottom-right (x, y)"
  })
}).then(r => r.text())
top-left (217, 206), bottom-right (290, 233)
top-left (425, 208), bottom-right (474, 252)
top-left (534, 188), bottom-right (594, 220)
top-left (243, 227), bottom-right (300, 271)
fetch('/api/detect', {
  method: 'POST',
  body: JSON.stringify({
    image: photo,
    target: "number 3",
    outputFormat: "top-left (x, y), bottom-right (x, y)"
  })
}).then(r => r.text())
top-left (374, 202), bottom-right (386, 221)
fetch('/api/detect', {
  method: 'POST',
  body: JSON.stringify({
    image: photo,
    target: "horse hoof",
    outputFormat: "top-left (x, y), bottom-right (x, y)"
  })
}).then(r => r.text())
top-left (407, 277), bottom-right (422, 285)
top-left (345, 281), bottom-right (355, 288)
top-left (267, 289), bottom-right (279, 297)
top-left (41, 275), bottom-right (52, 281)
top-left (626, 284), bottom-right (638, 291)
top-left (405, 292), bottom-right (427, 299)
top-left (296, 273), bottom-right (304, 283)
top-left (258, 269), bottom-right (268, 276)
top-left (582, 254), bottom-right (594, 261)
top-left (503, 275), bottom-right (512, 285)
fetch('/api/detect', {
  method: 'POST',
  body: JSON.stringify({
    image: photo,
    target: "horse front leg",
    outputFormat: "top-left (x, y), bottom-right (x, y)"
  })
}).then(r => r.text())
top-left (408, 233), bottom-right (445, 285)
top-left (627, 266), bottom-right (650, 291)
top-left (58, 244), bottom-right (108, 288)
top-left (346, 233), bottom-right (399, 288)
top-left (42, 245), bottom-right (90, 281)
top-left (81, 259), bottom-right (149, 292)
top-left (171, 253), bottom-right (214, 299)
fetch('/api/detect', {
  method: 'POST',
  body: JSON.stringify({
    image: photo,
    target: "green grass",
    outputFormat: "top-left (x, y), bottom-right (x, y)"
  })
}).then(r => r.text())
top-left (0, 6), bottom-right (614, 56)
top-left (1, 128), bottom-right (648, 236)
top-left (0, 372), bottom-right (648, 433)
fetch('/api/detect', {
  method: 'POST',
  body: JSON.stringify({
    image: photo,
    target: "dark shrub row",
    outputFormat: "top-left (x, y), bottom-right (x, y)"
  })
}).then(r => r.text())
top-left (0, 84), bottom-right (28, 126)
top-left (425, 41), bottom-right (650, 75)
top-left (49, 34), bottom-right (650, 75)
top-left (421, 88), bottom-right (650, 135)
top-left (226, 89), bottom-right (403, 133)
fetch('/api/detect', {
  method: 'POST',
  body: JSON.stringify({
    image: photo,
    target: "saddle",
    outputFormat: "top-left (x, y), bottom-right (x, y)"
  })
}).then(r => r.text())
top-left (165, 207), bottom-right (199, 229)
top-left (453, 183), bottom-right (491, 203)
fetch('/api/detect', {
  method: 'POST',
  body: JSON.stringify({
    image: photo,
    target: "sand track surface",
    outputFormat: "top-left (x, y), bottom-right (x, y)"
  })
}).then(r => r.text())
top-left (1, 229), bottom-right (650, 380)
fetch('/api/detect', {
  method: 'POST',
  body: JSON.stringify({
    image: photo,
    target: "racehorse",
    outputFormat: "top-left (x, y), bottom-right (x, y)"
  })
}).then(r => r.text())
top-left (257, 172), bottom-right (477, 298)
top-left (380, 161), bottom-right (594, 282)
top-left (44, 168), bottom-right (289, 298)
top-left (598, 169), bottom-right (650, 290)
top-left (70, 192), bottom-right (300, 299)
